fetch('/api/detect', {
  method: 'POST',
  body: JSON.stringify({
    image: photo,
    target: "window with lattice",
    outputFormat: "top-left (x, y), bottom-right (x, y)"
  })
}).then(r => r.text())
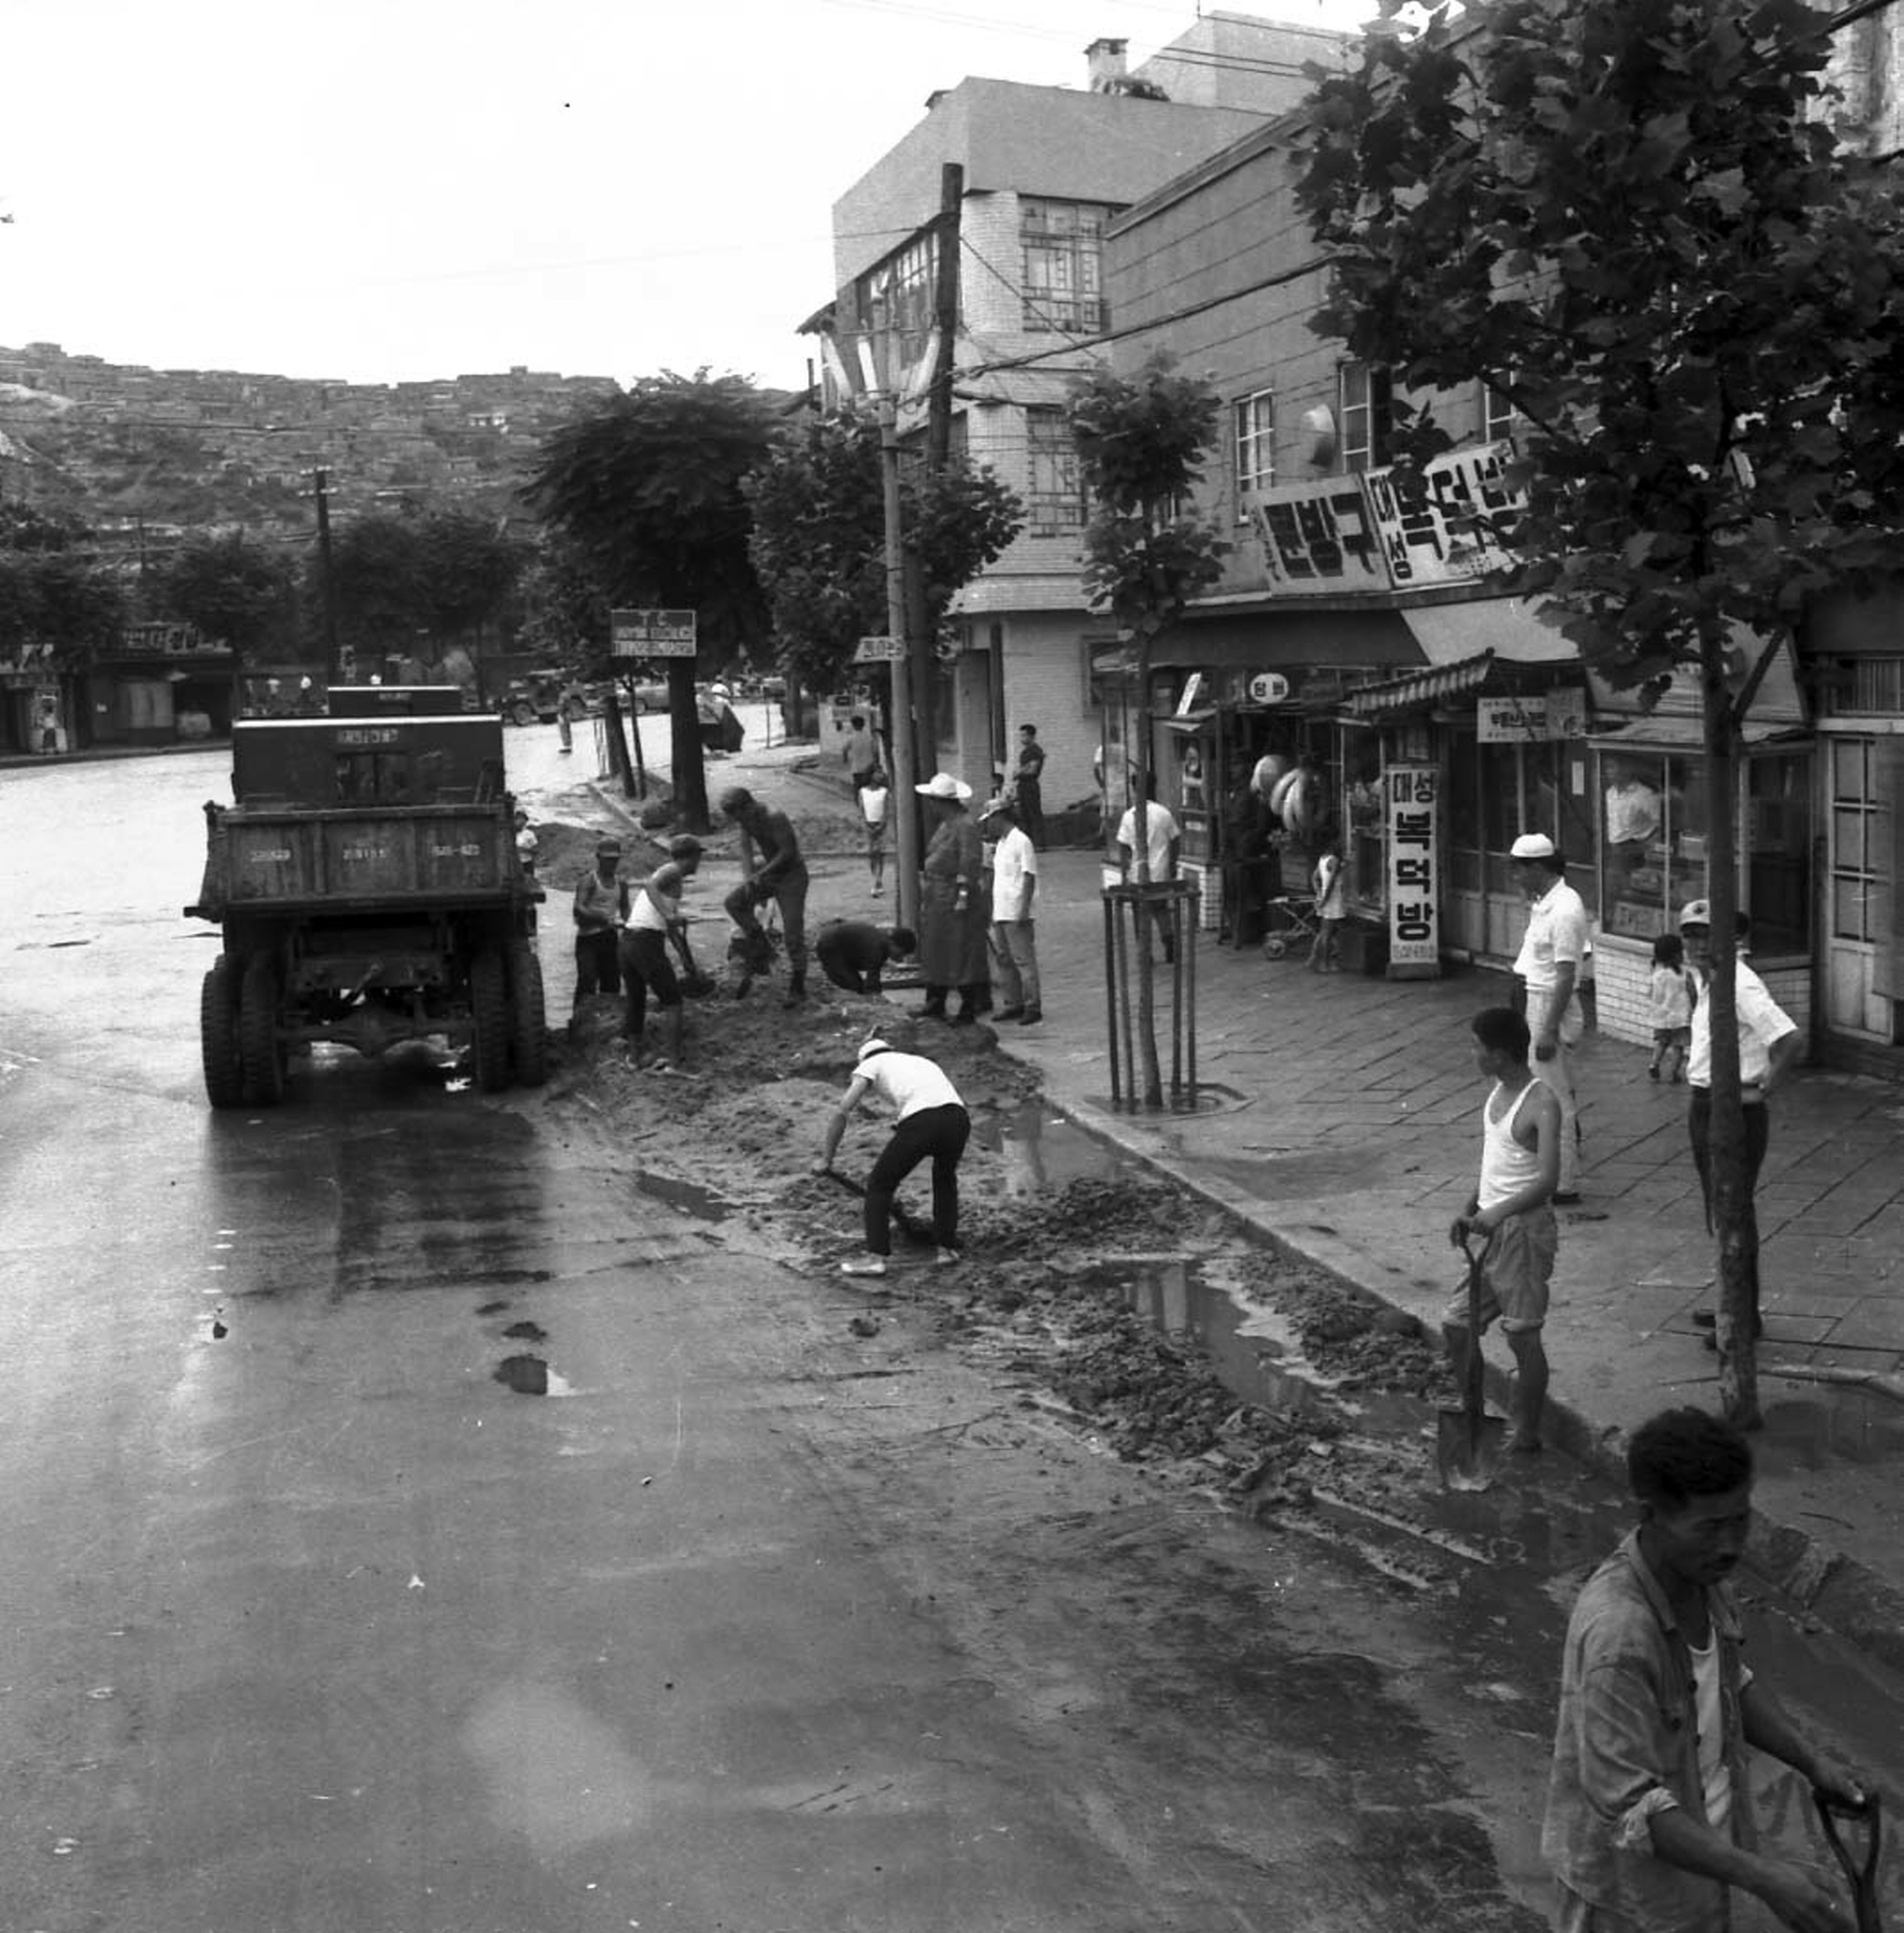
top-left (1021, 198), bottom-right (1115, 335)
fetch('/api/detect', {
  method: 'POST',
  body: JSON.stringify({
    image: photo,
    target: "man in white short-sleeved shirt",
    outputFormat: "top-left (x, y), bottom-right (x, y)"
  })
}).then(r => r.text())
top-left (982, 794), bottom-right (1041, 1026)
top-left (1510, 832), bottom-right (1591, 1201)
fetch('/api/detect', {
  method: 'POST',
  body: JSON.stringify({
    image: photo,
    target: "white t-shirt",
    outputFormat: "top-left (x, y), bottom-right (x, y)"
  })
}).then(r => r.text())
top-left (860, 784), bottom-right (890, 827)
top-left (990, 825), bottom-right (1038, 920)
top-left (1116, 803), bottom-right (1180, 879)
top-left (859, 1050), bottom-right (962, 1121)
top-left (626, 863), bottom-right (686, 934)
top-left (1513, 877), bottom-right (1590, 989)
top-left (1687, 1630), bottom-right (1732, 1832)
top-left (1687, 959), bottom-right (1797, 1089)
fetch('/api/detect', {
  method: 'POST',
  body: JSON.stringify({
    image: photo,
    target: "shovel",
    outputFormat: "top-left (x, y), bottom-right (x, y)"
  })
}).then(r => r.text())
top-left (1437, 1231), bottom-right (1508, 1491)
top-left (821, 1167), bottom-right (939, 1248)
top-left (665, 920), bottom-right (718, 999)
top-left (1815, 1788), bottom-right (1885, 1933)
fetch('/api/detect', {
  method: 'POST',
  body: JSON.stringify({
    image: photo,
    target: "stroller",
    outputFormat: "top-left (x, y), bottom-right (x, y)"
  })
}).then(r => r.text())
top-left (1259, 890), bottom-right (1320, 961)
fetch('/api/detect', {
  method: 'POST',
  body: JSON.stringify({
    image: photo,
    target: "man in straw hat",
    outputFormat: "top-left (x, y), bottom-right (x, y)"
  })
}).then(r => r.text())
top-left (813, 1027), bottom-right (969, 1277)
top-left (914, 771), bottom-right (990, 1024)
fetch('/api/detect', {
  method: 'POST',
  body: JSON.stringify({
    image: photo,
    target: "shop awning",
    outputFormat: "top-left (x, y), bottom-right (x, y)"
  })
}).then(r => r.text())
top-left (1587, 715), bottom-right (1809, 749)
top-left (1152, 607), bottom-right (1420, 670)
top-left (1399, 598), bottom-right (1577, 667)
top-left (1341, 649), bottom-right (1500, 716)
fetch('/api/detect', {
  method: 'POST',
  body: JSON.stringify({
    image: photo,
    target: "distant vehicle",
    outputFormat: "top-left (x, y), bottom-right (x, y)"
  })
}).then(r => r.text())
top-left (501, 671), bottom-right (590, 727)
top-left (621, 679), bottom-right (669, 713)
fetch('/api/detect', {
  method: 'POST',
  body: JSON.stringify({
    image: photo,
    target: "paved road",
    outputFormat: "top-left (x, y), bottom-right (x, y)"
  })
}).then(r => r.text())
top-left (2, 744), bottom-right (1898, 1932)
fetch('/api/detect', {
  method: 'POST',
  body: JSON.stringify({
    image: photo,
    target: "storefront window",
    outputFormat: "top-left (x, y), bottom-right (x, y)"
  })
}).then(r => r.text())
top-left (1748, 751), bottom-right (1811, 955)
top-left (1344, 729), bottom-right (1383, 906)
top-left (1600, 752), bottom-right (1702, 940)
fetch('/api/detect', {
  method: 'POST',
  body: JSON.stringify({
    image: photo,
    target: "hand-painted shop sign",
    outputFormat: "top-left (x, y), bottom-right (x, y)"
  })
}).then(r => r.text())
top-left (1250, 441), bottom-right (1527, 596)
top-left (1385, 764), bottom-right (1441, 978)
top-left (120, 622), bottom-right (229, 658)
top-left (1246, 671), bottom-right (1291, 705)
top-left (1478, 688), bottom-right (1587, 742)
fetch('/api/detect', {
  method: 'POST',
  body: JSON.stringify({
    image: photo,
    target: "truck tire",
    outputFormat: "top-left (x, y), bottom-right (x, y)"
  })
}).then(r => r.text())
top-left (238, 954), bottom-right (285, 1106)
top-left (201, 956), bottom-right (245, 1109)
top-left (470, 946), bottom-right (512, 1092)
top-left (507, 939), bottom-right (547, 1086)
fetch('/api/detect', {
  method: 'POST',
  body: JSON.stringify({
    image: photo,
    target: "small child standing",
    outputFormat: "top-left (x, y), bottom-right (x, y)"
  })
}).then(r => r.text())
top-left (1446, 1006), bottom-right (1562, 1455)
top-left (1646, 931), bottom-right (1695, 1082)
top-left (1308, 831), bottom-right (1347, 971)
top-left (861, 769), bottom-right (891, 896)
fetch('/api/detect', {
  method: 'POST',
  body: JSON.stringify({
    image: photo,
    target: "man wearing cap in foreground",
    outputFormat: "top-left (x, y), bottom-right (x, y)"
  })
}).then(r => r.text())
top-left (571, 836), bottom-right (629, 1024)
top-left (813, 1029), bottom-right (969, 1277)
top-left (1510, 832), bottom-right (1591, 1204)
top-left (981, 791), bottom-right (1042, 1025)
top-left (1679, 901), bottom-right (1803, 1345)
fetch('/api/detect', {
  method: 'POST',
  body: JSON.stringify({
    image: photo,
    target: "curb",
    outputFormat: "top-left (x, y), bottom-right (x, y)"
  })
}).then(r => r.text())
top-left (1018, 1079), bottom-right (1904, 1681)
top-left (577, 757), bottom-right (1904, 1679)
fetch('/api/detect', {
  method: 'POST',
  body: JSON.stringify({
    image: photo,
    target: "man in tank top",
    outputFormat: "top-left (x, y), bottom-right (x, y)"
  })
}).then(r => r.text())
top-left (1443, 1005), bottom-right (1562, 1454)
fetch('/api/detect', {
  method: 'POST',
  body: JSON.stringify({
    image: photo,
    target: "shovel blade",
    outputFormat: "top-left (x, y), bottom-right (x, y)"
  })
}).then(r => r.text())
top-left (1437, 1405), bottom-right (1509, 1491)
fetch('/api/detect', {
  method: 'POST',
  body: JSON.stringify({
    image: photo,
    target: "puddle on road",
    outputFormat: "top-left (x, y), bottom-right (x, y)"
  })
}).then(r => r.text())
top-left (1755, 1380), bottom-right (1904, 1468)
top-left (1080, 1253), bottom-right (1420, 1435)
top-left (493, 1354), bottom-right (576, 1397)
top-left (974, 1102), bottom-right (1132, 1196)
top-left (631, 1171), bottom-right (732, 1222)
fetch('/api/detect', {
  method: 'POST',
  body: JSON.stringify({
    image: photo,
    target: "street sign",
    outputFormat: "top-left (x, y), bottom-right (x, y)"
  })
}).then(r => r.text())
top-left (854, 635), bottom-right (903, 665)
top-left (1247, 671), bottom-right (1291, 706)
top-left (610, 608), bottom-right (697, 659)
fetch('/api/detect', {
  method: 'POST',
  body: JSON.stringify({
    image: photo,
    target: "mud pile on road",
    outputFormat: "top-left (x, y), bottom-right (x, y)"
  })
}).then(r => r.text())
top-left (539, 915), bottom-right (1454, 1527)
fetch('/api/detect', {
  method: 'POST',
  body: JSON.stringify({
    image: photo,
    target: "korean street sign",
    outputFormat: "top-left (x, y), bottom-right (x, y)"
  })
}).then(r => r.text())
top-left (610, 608), bottom-right (698, 658)
top-left (1385, 763), bottom-right (1441, 979)
top-left (854, 635), bottom-right (904, 664)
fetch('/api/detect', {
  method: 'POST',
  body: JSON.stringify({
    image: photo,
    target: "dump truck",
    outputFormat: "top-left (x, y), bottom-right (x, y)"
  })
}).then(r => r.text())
top-left (186, 686), bottom-right (546, 1106)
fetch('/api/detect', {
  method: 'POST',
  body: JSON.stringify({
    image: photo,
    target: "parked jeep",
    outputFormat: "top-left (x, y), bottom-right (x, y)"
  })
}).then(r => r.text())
top-left (186, 686), bottom-right (546, 1106)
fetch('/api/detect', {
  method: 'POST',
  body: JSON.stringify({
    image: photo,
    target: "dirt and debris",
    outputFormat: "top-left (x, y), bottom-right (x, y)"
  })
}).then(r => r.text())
top-left (529, 792), bottom-right (1452, 1547)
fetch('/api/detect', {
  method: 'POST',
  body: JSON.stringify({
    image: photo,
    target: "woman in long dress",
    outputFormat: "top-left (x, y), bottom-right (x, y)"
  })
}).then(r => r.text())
top-left (915, 773), bottom-right (989, 1022)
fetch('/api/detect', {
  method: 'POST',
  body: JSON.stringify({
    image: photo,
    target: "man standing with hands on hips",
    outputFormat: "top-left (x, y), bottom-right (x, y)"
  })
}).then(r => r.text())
top-left (1511, 832), bottom-right (1590, 1205)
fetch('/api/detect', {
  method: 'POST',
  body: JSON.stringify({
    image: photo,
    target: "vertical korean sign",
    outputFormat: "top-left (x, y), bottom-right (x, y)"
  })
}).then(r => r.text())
top-left (1385, 764), bottom-right (1441, 979)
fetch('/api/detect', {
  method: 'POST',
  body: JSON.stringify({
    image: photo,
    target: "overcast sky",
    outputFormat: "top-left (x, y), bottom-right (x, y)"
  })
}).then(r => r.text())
top-left (1, 0), bottom-right (1371, 392)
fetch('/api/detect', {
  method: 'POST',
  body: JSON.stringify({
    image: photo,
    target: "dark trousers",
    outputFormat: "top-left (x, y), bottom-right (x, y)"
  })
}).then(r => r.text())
top-left (1016, 777), bottom-right (1044, 848)
top-left (1687, 1088), bottom-right (1771, 1317)
top-left (724, 866), bottom-right (809, 972)
top-left (617, 927), bottom-right (680, 1037)
top-left (866, 1104), bottom-right (969, 1254)
top-left (574, 929), bottom-right (621, 1001)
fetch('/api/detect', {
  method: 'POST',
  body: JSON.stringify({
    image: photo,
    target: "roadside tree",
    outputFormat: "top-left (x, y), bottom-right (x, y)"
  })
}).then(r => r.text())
top-left (0, 505), bottom-right (127, 671)
top-left (153, 532), bottom-right (300, 685)
top-left (744, 408), bottom-right (1023, 708)
top-left (1298, 0), bottom-right (1904, 1424)
top-left (1068, 355), bottom-right (1228, 1110)
top-left (525, 372), bottom-right (779, 830)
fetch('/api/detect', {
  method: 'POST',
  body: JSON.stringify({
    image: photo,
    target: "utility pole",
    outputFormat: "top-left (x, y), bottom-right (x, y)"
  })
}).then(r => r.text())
top-left (880, 392), bottom-right (922, 933)
top-left (303, 467), bottom-right (342, 680)
top-left (905, 163), bottom-right (964, 798)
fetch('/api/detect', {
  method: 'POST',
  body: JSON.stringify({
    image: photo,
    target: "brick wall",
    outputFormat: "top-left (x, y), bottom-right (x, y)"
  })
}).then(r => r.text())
top-left (1594, 934), bottom-right (1813, 1052)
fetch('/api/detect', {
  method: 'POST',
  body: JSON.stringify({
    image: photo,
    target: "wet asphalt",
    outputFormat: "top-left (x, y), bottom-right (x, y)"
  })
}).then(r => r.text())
top-left (0, 738), bottom-right (1898, 1930)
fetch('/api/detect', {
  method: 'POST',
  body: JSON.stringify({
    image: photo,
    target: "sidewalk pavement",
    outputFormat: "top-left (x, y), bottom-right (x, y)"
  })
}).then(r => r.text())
top-left (600, 740), bottom-right (1904, 1673)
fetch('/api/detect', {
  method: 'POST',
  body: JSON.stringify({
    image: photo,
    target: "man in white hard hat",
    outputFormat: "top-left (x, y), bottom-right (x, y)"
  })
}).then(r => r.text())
top-left (1510, 832), bottom-right (1590, 1204)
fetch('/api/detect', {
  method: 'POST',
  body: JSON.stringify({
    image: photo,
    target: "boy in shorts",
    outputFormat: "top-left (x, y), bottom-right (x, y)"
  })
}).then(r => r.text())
top-left (1445, 1006), bottom-right (1561, 1453)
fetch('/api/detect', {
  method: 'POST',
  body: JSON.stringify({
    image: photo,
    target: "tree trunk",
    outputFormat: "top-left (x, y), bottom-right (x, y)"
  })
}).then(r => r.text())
top-left (1133, 627), bottom-right (1163, 1109)
top-left (601, 688), bottom-right (637, 800)
top-left (1701, 634), bottom-right (1759, 1429)
top-left (669, 657), bottom-right (709, 833)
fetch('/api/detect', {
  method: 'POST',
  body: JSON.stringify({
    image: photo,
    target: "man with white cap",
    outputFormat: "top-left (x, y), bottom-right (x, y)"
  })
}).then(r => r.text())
top-left (1679, 900), bottom-right (1802, 1343)
top-left (981, 792), bottom-right (1041, 1025)
top-left (1510, 832), bottom-right (1590, 1203)
top-left (813, 1029), bottom-right (969, 1276)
